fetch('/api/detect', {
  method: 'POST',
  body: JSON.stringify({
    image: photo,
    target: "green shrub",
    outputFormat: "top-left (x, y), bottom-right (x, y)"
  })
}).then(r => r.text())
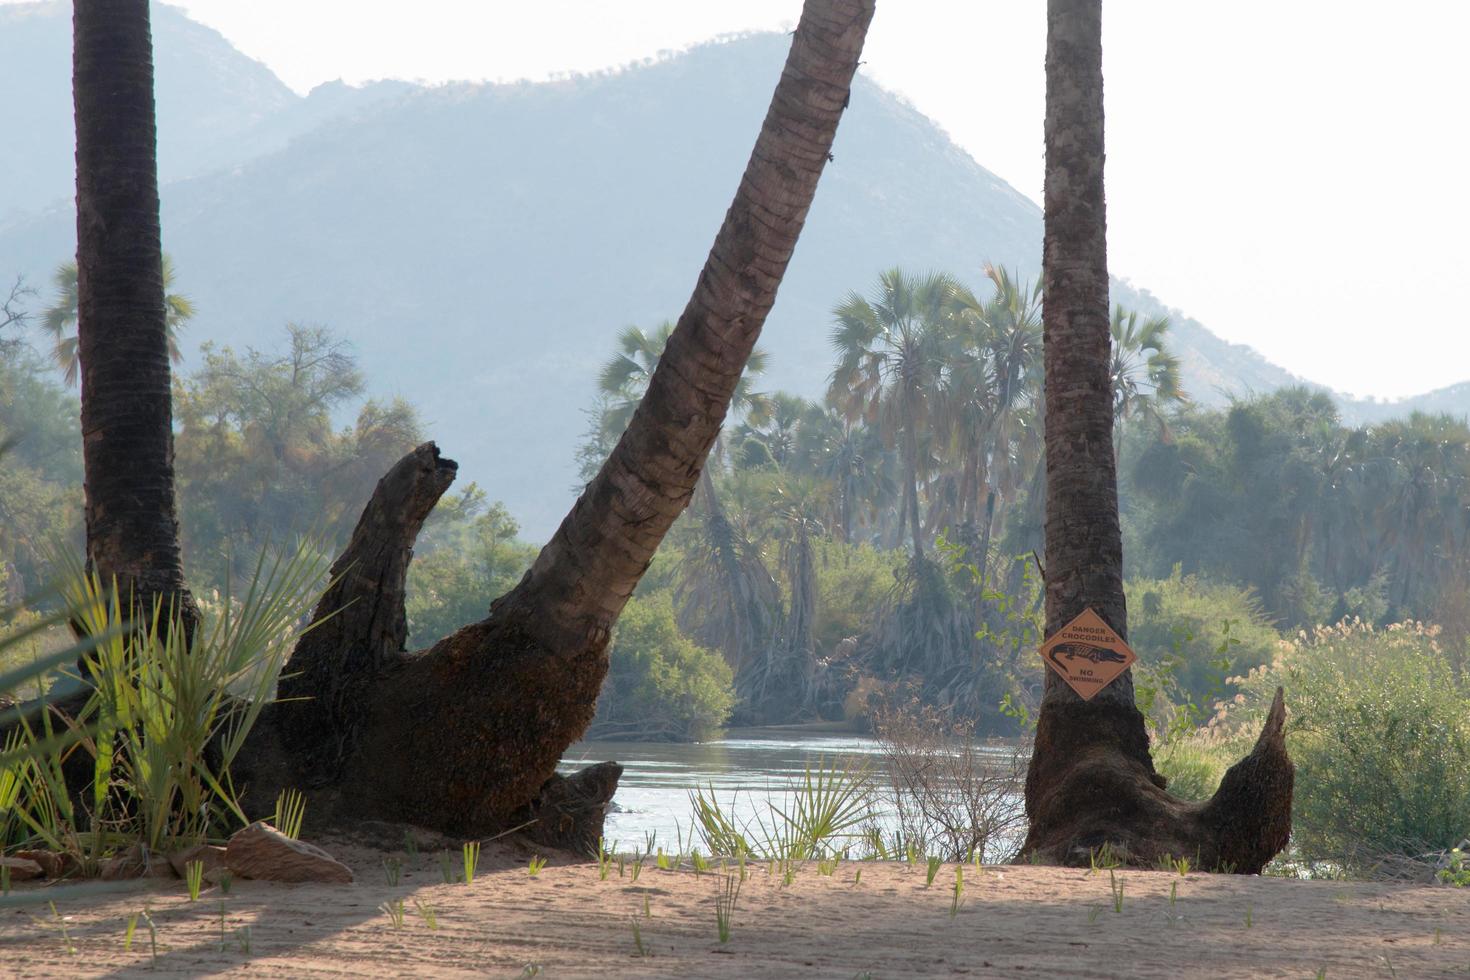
top-left (589, 593), bottom-right (734, 742)
top-left (1230, 621), bottom-right (1470, 874)
top-left (405, 493), bottom-right (537, 645)
top-left (811, 542), bottom-right (904, 655)
top-left (1151, 737), bottom-right (1234, 802)
top-left (1127, 569), bottom-right (1280, 719)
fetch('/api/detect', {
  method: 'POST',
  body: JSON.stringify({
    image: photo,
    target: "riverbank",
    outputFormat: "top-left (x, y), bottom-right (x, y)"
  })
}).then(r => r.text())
top-left (3, 836), bottom-right (1465, 977)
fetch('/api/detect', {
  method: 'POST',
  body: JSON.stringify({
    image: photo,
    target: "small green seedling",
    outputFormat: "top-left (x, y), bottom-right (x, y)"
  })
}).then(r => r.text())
top-left (527, 854), bottom-right (547, 877)
top-left (597, 839), bottom-right (613, 880)
top-left (630, 916), bottom-right (647, 957)
top-left (630, 857), bottom-right (643, 882)
top-left (438, 850), bottom-right (459, 884)
top-left (692, 850), bottom-right (708, 876)
top-left (1109, 869), bottom-right (1125, 913)
top-left (1244, 903), bottom-right (1252, 928)
top-left (380, 898), bottom-right (406, 929)
top-left (1174, 857), bottom-right (1191, 876)
top-left (782, 861), bottom-right (797, 887)
top-left (925, 856), bottom-right (942, 888)
top-left (403, 830), bottom-right (419, 859)
top-left (463, 841), bottom-right (481, 885)
top-left (142, 909), bottom-right (159, 964)
top-left (383, 856), bottom-right (402, 886)
top-left (854, 867), bottom-right (862, 886)
top-left (655, 849), bottom-right (670, 871)
top-left (218, 871), bottom-right (233, 895)
top-left (218, 900), bottom-right (227, 951)
top-left (950, 866), bottom-right (964, 918)
top-left (236, 925), bottom-right (253, 954)
top-left (123, 913), bottom-right (139, 952)
top-left (49, 901), bottom-right (76, 956)
top-left (415, 899), bottom-right (439, 931)
top-left (715, 875), bottom-right (742, 943)
top-left (1088, 905), bottom-right (1103, 924)
top-left (185, 860), bottom-right (205, 901)
top-left (643, 893), bottom-right (650, 918)
top-left (274, 787), bottom-right (306, 840)
top-left (618, 854), bottom-right (626, 878)
top-left (818, 857), bottom-right (837, 877)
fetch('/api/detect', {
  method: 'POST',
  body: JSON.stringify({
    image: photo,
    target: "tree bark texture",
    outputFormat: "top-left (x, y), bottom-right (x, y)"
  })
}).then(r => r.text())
top-left (73, 0), bottom-right (196, 627)
top-left (242, 0), bottom-right (876, 841)
top-left (1020, 0), bottom-right (1292, 873)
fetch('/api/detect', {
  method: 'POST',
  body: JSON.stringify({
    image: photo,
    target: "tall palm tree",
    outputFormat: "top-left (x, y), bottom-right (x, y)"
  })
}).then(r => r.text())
top-left (43, 256), bottom-right (191, 386)
top-left (829, 269), bottom-right (957, 556)
top-left (1021, 0), bottom-right (1291, 874)
top-left (1109, 304), bottom-right (1184, 437)
top-left (261, 0), bottom-right (878, 838)
top-left (72, 0), bottom-right (196, 630)
top-left (941, 265), bottom-right (1043, 532)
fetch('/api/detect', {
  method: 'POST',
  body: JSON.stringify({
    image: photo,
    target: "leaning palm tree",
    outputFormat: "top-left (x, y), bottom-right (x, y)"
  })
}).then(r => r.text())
top-left (43, 256), bottom-right (191, 386)
top-left (829, 269), bottom-right (957, 556)
top-left (1021, 0), bottom-right (1292, 873)
top-left (71, 0), bottom-right (196, 631)
top-left (238, 0), bottom-right (879, 843)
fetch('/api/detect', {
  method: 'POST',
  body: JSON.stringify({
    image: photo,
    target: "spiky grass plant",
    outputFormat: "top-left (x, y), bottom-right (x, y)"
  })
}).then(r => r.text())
top-left (597, 838), bottom-right (613, 880)
top-left (527, 854), bottom-right (547, 877)
top-left (437, 850), bottom-right (457, 884)
top-left (950, 865), bottom-right (964, 917)
top-left (273, 788), bottom-right (306, 840)
top-left (415, 899), bottom-right (439, 931)
top-left (380, 898), bottom-right (406, 929)
top-left (1109, 870), bottom-right (1125, 913)
top-left (2, 543), bottom-right (328, 863)
top-left (463, 841), bottom-right (481, 885)
top-left (382, 856), bottom-right (402, 886)
top-left (185, 860), bottom-right (205, 901)
top-left (714, 874), bottom-right (742, 943)
top-left (689, 758), bottom-right (875, 862)
top-left (926, 856), bottom-right (942, 888)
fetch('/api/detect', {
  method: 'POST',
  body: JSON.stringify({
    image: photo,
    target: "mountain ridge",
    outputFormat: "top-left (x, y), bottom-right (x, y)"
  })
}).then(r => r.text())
top-left (1, 8), bottom-right (1462, 534)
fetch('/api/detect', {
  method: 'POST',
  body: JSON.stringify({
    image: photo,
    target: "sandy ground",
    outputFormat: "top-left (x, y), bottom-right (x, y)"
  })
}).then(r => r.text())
top-left (2, 837), bottom-right (1468, 979)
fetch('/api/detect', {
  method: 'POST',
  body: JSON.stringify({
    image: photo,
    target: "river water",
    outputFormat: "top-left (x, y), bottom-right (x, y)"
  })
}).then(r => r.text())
top-left (559, 728), bottom-right (1024, 855)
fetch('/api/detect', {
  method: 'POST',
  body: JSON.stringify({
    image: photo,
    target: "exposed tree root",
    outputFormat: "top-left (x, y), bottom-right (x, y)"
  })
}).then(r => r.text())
top-left (1019, 688), bottom-right (1293, 873)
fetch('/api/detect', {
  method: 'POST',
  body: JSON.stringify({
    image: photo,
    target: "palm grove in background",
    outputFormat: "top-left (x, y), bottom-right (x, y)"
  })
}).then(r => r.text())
top-left (5, 251), bottom-right (1470, 738)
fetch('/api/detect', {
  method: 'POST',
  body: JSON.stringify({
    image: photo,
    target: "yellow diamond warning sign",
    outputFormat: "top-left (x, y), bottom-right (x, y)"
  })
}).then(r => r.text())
top-left (1039, 608), bottom-right (1136, 700)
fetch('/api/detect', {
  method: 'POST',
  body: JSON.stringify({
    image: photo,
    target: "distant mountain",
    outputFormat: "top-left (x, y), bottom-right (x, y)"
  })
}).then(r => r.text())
top-left (2, 13), bottom-right (1464, 536)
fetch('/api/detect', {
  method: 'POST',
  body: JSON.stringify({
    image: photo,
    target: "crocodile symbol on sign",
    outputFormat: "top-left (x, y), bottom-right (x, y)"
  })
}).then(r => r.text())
top-left (1048, 641), bottom-right (1128, 666)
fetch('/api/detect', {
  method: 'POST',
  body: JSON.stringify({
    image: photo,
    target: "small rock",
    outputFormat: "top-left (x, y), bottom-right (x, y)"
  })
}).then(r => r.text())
top-left (0, 856), bottom-right (44, 881)
top-left (13, 850), bottom-right (73, 879)
top-left (226, 821), bottom-right (353, 884)
top-left (168, 844), bottom-right (229, 882)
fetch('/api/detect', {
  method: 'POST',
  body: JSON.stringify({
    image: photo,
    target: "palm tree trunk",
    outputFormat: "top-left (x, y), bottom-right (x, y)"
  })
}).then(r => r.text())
top-left (245, 0), bottom-right (877, 840)
top-left (901, 391), bottom-right (925, 557)
top-left (73, 0), bottom-right (196, 630)
top-left (1020, 0), bottom-right (1292, 873)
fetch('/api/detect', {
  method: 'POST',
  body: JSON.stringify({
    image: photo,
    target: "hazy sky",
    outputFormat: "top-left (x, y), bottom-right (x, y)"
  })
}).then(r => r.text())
top-left (90, 2), bottom-right (1470, 398)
